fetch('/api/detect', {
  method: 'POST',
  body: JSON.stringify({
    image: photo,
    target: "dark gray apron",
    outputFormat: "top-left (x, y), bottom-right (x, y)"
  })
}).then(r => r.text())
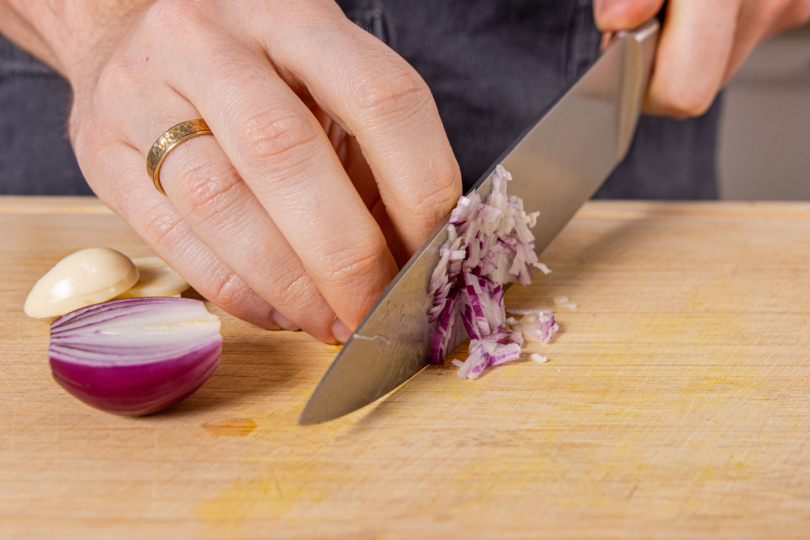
top-left (0, 0), bottom-right (720, 199)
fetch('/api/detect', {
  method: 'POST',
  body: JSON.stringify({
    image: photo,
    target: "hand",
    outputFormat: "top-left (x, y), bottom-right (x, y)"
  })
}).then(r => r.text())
top-left (593, 0), bottom-right (810, 118)
top-left (11, 0), bottom-right (462, 343)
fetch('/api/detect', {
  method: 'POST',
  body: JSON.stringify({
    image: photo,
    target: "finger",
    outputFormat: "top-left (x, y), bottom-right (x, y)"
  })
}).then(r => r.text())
top-left (251, 1), bottom-right (462, 256)
top-left (160, 138), bottom-right (341, 341)
top-left (315, 106), bottom-right (409, 267)
top-left (771, 0), bottom-right (810, 34)
top-left (105, 78), bottom-right (339, 341)
top-left (723, 0), bottom-right (810, 85)
top-left (73, 124), bottom-right (280, 331)
top-left (344, 137), bottom-right (411, 268)
top-left (644, 0), bottom-right (742, 118)
top-left (149, 22), bottom-right (399, 331)
top-left (127, 102), bottom-right (339, 342)
top-left (593, 0), bottom-right (664, 31)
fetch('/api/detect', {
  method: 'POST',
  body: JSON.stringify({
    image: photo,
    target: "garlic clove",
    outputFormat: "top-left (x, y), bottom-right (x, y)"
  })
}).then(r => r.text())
top-left (24, 248), bottom-right (139, 318)
top-left (116, 256), bottom-right (190, 299)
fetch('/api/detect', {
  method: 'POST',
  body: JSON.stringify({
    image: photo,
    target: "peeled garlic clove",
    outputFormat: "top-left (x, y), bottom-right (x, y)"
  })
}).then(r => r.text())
top-left (24, 248), bottom-right (139, 318)
top-left (116, 256), bottom-right (190, 299)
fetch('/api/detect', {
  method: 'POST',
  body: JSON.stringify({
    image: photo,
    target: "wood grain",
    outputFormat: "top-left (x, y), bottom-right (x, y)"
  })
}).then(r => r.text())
top-left (1, 198), bottom-right (809, 539)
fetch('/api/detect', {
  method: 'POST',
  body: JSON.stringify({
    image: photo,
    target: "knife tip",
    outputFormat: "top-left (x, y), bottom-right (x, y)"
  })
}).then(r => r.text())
top-left (297, 410), bottom-right (320, 426)
top-left (297, 399), bottom-right (341, 426)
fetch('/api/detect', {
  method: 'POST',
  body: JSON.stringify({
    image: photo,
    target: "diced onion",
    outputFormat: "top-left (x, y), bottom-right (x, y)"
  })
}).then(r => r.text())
top-left (428, 165), bottom-right (558, 379)
top-left (554, 295), bottom-right (578, 309)
top-left (511, 309), bottom-right (559, 344)
top-left (533, 262), bottom-right (552, 275)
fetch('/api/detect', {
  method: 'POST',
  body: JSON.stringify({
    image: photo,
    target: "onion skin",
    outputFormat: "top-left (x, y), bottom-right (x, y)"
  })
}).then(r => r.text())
top-left (50, 337), bottom-right (221, 416)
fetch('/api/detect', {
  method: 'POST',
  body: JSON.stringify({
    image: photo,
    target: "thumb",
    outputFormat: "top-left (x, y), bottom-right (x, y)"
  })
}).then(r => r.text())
top-left (593, 0), bottom-right (664, 31)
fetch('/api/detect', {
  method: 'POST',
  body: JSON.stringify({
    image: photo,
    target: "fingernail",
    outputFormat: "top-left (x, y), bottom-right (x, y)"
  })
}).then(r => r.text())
top-left (272, 310), bottom-right (300, 332)
top-left (331, 318), bottom-right (352, 344)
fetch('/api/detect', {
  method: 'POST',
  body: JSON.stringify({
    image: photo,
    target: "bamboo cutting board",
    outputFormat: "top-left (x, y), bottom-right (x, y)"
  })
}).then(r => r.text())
top-left (1, 197), bottom-right (810, 539)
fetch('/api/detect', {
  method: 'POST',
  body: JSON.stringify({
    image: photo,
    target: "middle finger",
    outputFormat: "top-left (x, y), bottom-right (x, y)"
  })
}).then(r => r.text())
top-left (161, 33), bottom-right (399, 332)
top-left (106, 75), bottom-right (339, 340)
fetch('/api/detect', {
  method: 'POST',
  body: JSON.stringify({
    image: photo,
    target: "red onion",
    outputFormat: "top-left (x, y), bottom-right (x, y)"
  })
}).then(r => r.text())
top-left (429, 165), bottom-right (558, 379)
top-left (48, 297), bottom-right (222, 416)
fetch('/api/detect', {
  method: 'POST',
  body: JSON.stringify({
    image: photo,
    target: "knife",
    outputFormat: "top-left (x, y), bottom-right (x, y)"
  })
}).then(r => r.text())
top-left (299, 19), bottom-right (661, 425)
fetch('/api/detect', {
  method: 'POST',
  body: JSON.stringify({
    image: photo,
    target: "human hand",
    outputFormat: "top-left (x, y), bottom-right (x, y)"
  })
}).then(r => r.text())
top-left (593, 0), bottom-right (810, 117)
top-left (48, 0), bottom-right (461, 343)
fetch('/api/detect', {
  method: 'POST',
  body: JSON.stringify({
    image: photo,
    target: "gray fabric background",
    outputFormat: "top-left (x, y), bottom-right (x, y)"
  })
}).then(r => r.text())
top-left (0, 0), bottom-right (720, 199)
top-left (0, 36), bottom-right (91, 195)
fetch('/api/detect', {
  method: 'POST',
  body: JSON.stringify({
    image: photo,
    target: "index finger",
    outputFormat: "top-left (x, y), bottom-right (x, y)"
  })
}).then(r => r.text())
top-left (253, 3), bottom-right (462, 255)
top-left (644, 0), bottom-right (740, 117)
top-left (593, 0), bottom-right (664, 31)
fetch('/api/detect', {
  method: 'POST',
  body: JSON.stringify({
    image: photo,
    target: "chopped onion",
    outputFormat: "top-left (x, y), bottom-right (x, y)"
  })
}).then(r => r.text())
top-left (428, 165), bottom-right (558, 379)
top-left (533, 262), bottom-right (552, 275)
top-left (553, 296), bottom-right (578, 310)
top-left (511, 309), bottom-right (559, 344)
top-left (530, 353), bottom-right (549, 363)
top-left (49, 297), bottom-right (222, 416)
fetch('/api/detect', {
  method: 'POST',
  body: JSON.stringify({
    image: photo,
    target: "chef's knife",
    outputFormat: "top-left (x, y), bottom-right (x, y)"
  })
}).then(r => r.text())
top-left (300, 20), bottom-right (660, 425)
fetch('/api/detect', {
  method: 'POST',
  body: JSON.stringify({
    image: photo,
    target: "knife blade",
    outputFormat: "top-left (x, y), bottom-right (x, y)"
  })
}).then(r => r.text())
top-left (299, 20), bottom-right (660, 425)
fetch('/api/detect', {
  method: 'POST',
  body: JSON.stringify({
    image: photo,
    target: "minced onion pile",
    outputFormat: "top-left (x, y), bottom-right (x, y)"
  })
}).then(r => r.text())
top-left (428, 165), bottom-right (558, 380)
top-left (49, 297), bottom-right (222, 416)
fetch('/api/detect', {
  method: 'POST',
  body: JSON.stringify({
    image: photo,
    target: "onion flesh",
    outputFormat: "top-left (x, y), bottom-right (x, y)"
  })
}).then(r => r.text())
top-left (429, 165), bottom-right (558, 379)
top-left (49, 297), bottom-right (222, 416)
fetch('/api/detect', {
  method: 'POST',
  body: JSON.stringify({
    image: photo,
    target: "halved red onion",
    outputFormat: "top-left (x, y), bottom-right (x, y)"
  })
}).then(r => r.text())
top-left (429, 165), bottom-right (558, 379)
top-left (49, 297), bottom-right (222, 416)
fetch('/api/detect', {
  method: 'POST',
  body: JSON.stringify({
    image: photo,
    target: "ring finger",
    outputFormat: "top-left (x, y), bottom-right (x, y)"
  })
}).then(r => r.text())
top-left (102, 82), bottom-right (340, 342)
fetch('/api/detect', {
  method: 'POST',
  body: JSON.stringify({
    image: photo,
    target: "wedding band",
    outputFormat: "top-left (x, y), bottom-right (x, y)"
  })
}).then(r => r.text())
top-left (146, 119), bottom-right (212, 195)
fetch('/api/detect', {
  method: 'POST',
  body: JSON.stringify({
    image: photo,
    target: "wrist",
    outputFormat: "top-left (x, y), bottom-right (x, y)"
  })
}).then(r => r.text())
top-left (2, 0), bottom-right (153, 85)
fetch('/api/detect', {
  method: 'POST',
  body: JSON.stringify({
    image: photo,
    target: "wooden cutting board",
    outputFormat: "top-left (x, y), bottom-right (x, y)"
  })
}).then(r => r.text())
top-left (2, 197), bottom-right (810, 539)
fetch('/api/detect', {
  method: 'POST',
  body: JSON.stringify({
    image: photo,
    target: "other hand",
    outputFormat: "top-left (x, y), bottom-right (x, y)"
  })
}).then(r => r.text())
top-left (62, 0), bottom-right (461, 342)
top-left (593, 0), bottom-right (810, 117)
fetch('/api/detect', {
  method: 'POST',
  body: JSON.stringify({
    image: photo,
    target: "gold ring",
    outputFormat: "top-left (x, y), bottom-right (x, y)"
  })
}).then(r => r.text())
top-left (146, 119), bottom-right (212, 196)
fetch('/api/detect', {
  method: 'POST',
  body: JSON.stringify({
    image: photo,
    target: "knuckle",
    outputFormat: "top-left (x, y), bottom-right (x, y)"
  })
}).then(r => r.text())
top-left (237, 109), bottom-right (320, 173)
top-left (351, 64), bottom-right (432, 121)
top-left (206, 271), bottom-right (252, 311)
top-left (652, 86), bottom-right (715, 119)
top-left (141, 203), bottom-right (185, 251)
top-left (142, 0), bottom-right (212, 59)
top-left (270, 270), bottom-right (316, 310)
top-left (175, 159), bottom-right (244, 224)
top-left (758, 0), bottom-right (790, 24)
top-left (322, 237), bottom-right (389, 289)
top-left (787, 0), bottom-right (810, 27)
top-left (410, 157), bottom-right (462, 221)
top-left (145, 0), bottom-right (206, 34)
top-left (97, 53), bottom-right (144, 99)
